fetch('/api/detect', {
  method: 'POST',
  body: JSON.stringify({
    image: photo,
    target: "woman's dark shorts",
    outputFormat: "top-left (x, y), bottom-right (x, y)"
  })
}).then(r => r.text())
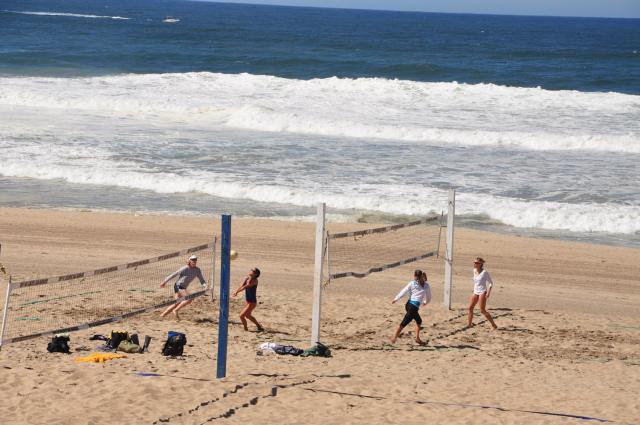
top-left (400, 302), bottom-right (422, 327)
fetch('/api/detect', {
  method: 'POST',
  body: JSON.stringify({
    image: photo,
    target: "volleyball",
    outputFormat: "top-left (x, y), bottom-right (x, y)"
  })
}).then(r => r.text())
top-left (229, 250), bottom-right (238, 260)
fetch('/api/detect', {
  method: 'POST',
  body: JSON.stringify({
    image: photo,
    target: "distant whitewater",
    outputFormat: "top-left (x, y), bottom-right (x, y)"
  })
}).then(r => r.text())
top-left (2, 73), bottom-right (638, 153)
top-left (3, 10), bottom-right (130, 19)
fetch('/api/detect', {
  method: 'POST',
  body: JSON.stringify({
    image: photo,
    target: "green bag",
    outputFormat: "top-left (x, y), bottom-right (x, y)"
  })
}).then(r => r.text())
top-left (301, 342), bottom-right (331, 358)
top-left (117, 340), bottom-right (141, 353)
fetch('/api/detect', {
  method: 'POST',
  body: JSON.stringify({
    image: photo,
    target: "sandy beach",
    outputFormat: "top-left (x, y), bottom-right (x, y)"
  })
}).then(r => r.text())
top-left (0, 207), bottom-right (639, 424)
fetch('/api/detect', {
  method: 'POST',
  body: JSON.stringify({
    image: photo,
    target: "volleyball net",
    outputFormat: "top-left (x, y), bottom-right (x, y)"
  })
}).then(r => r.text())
top-left (326, 215), bottom-right (444, 282)
top-left (311, 189), bottom-right (456, 343)
top-left (0, 240), bottom-right (216, 347)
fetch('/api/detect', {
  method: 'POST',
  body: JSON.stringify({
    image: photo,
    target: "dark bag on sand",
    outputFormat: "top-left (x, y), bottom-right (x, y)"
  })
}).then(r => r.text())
top-left (114, 334), bottom-right (151, 354)
top-left (117, 340), bottom-right (141, 354)
top-left (106, 331), bottom-right (128, 349)
top-left (300, 342), bottom-right (331, 358)
top-left (47, 335), bottom-right (70, 354)
top-left (274, 345), bottom-right (304, 356)
top-left (129, 333), bottom-right (140, 346)
top-left (162, 331), bottom-right (187, 356)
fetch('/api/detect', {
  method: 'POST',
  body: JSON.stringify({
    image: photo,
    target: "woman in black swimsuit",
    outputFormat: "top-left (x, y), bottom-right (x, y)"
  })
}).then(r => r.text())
top-left (233, 267), bottom-right (263, 332)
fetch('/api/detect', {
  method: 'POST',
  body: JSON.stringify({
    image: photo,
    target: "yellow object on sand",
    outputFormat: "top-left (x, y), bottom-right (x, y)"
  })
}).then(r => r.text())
top-left (75, 353), bottom-right (127, 363)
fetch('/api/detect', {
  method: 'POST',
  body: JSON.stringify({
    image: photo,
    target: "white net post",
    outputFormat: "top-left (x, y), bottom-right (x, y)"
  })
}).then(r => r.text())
top-left (443, 188), bottom-right (456, 310)
top-left (0, 276), bottom-right (12, 351)
top-left (311, 203), bottom-right (326, 345)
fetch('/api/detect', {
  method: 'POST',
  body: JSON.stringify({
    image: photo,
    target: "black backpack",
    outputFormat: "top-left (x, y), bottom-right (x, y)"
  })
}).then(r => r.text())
top-left (106, 331), bottom-right (129, 350)
top-left (47, 335), bottom-right (70, 354)
top-left (162, 332), bottom-right (186, 356)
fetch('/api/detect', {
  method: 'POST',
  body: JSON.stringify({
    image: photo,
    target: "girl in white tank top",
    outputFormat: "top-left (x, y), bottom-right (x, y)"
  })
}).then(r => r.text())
top-left (467, 257), bottom-right (498, 330)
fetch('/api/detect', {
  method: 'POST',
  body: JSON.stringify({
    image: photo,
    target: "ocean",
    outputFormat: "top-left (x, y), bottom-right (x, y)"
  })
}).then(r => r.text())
top-left (1, 0), bottom-right (639, 247)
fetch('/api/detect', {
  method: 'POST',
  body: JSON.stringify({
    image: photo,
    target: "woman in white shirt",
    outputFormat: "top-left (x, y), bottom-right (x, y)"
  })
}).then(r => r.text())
top-left (467, 257), bottom-right (498, 329)
top-left (390, 269), bottom-right (431, 344)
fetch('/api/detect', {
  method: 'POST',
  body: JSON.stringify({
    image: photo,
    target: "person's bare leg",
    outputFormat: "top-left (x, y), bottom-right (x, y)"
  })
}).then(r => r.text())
top-left (391, 324), bottom-right (404, 343)
top-left (160, 304), bottom-right (176, 317)
top-left (414, 323), bottom-right (424, 344)
top-left (172, 300), bottom-right (192, 320)
top-left (173, 299), bottom-right (192, 314)
top-left (243, 303), bottom-right (263, 330)
top-left (467, 294), bottom-right (479, 328)
top-left (246, 315), bottom-right (263, 330)
top-left (239, 303), bottom-right (251, 330)
top-left (170, 291), bottom-right (192, 319)
top-left (239, 315), bottom-right (248, 330)
top-left (479, 293), bottom-right (498, 329)
top-left (160, 294), bottom-right (181, 317)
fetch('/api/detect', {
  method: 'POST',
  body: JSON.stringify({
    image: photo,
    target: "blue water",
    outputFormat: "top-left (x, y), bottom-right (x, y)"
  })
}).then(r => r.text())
top-left (1, 0), bottom-right (639, 247)
top-left (2, 0), bottom-right (639, 93)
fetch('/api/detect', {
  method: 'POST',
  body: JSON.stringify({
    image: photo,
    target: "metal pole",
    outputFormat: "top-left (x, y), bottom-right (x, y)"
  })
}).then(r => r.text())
top-left (311, 203), bottom-right (326, 345)
top-left (0, 276), bottom-right (12, 351)
top-left (216, 215), bottom-right (231, 379)
top-left (443, 189), bottom-right (456, 310)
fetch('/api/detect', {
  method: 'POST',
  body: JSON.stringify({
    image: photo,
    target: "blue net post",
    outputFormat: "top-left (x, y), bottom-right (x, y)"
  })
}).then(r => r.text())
top-left (216, 214), bottom-right (231, 379)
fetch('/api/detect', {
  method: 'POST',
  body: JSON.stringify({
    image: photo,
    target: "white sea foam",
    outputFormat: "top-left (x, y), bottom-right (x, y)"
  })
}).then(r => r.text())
top-left (0, 72), bottom-right (638, 153)
top-left (0, 149), bottom-right (638, 235)
top-left (1, 72), bottom-right (638, 237)
top-left (4, 10), bottom-right (130, 19)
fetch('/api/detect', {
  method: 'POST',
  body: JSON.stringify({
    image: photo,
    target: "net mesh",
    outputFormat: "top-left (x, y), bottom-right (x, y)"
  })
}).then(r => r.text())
top-left (1, 241), bottom-right (215, 344)
top-left (327, 216), bottom-right (443, 281)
